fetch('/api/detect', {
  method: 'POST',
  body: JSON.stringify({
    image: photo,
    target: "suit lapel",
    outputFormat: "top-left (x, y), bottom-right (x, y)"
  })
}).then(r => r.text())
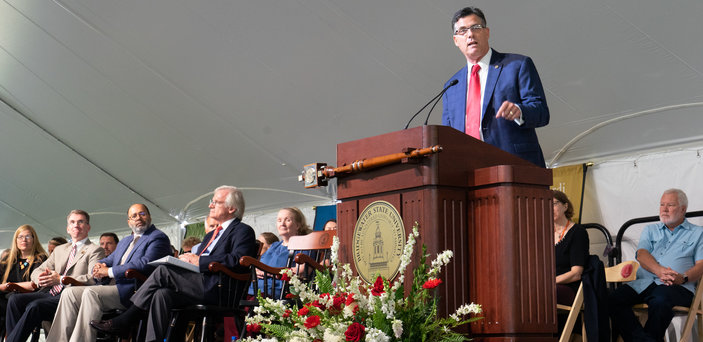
top-left (208, 219), bottom-right (238, 255)
top-left (65, 240), bottom-right (91, 272)
top-left (483, 49), bottom-right (503, 123)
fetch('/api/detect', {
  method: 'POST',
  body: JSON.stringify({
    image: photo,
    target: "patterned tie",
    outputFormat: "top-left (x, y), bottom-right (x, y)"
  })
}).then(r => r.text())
top-left (120, 235), bottom-right (140, 265)
top-left (198, 225), bottom-right (223, 256)
top-left (465, 64), bottom-right (482, 139)
top-left (50, 244), bottom-right (77, 296)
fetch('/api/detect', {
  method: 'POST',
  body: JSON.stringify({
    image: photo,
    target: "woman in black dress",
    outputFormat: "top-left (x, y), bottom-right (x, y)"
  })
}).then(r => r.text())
top-left (553, 190), bottom-right (589, 306)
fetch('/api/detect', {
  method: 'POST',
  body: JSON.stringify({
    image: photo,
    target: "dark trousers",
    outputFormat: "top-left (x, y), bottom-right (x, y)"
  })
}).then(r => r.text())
top-left (5, 290), bottom-right (59, 342)
top-left (608, 283), bottom-right (693, 342)
top-left (130, 265), bottom-right (204, 342)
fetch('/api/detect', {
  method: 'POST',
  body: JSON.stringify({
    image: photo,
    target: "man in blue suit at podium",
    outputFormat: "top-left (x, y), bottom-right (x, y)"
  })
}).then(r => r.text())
top-left (442, 7), bottom-right (550, 167)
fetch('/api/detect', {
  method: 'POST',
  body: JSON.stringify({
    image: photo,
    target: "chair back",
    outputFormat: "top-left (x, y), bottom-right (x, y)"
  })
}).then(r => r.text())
top-left (286, 230), bottom-right (335, 278)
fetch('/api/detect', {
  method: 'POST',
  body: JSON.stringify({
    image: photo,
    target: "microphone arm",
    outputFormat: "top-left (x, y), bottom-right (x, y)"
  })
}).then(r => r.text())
top-left (404, 79), bottom-right (459, 129)
top-left (424, 79), bottom-right (459, 125)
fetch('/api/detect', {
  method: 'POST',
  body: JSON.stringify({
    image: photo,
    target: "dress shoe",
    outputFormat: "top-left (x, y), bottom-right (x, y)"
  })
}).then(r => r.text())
top-left (90, 319), bottom-right (130, 339)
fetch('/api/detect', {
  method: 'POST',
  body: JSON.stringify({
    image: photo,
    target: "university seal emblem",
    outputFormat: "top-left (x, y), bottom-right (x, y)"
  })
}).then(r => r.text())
top-left (352, 200), bottom-right (405, 284)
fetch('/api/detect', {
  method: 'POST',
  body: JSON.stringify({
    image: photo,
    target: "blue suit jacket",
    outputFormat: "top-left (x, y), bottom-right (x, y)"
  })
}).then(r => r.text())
top-left (198, 217), bottom-right (257, 304)
top-left (442, 49), bottom-right (550, 167)
top-left (100, 225), bottom-right (171, 307)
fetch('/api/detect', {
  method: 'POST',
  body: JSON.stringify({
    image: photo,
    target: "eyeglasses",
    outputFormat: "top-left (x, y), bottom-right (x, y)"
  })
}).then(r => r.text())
top-left (129, 211), bottom-right (149, 220)
top-left (453, 24), bottom-right (486, 36)
top-left (209, 199), bottom-right (226, 207)
top-left (17, 235), bottom-right (33, 241)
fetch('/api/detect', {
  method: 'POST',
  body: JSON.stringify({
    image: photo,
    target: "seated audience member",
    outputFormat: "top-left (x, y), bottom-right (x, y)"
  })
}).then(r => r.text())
top-left (250, 207), bottom-right (312, 299)
top-left (90, 185), bottom-right (258, 342)
top-left (5, 210), bottom-right (104, 342)
top-left (323, 219), bottom-right (337, 231)
top-left (553, 190), bottom-right (589, 306)
top-left (609, 189), bottom-right (703, 342)
top-left (0, 225), bottom-right (48, 336)
top-left (181, 236), bottom-right (202, 254)
top-left (47, 237), bottom-right (68, 255)
top-left (99, 232), bottom-right (119, 257)
top-left (47, 203), bottom-right (171, 342)
top-left (257, 232), bottom-right (279, 256)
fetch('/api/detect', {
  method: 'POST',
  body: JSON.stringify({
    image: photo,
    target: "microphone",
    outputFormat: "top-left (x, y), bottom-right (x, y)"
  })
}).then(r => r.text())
top-left (404, 79), bottom-right (459, 129)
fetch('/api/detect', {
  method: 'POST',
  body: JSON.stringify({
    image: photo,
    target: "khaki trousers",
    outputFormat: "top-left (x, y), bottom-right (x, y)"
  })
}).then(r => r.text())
top-left (47, 285), bottom-right (125, 342)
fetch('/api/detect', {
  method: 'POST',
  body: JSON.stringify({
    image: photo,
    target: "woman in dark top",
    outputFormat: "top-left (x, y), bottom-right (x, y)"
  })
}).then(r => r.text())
top-left (553, 190), bottom-right (589, 306)
top-left (0, 225), bottom-right (48, 334)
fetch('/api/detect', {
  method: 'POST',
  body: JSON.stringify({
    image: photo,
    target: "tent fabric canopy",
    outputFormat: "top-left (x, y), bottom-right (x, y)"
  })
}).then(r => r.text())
top-left (1, 0), bottom-right (702, 247)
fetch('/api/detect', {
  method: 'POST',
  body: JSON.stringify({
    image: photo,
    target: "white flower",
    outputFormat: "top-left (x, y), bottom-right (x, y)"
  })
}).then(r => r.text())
top-left (392, 224), bottom-right (420, 292)
top-left (429, 250), bottom-right (453, 276)
top-left (365, 328), bottom-right (390, 342)
top-left (391, 319), bottom-right (403, 338)
top-left (451, 302), bottom-right (483, 321)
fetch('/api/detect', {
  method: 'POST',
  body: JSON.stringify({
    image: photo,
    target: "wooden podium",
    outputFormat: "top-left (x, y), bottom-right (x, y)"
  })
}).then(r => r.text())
top-left (335, 125), bottom-right (556, 341)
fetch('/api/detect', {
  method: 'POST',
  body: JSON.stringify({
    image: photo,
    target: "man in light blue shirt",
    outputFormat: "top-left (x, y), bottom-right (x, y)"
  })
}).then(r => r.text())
top-left (609, 189), bottom-right (703, 342)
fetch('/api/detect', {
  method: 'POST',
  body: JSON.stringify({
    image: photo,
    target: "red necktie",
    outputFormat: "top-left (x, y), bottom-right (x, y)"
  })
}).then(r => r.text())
top-left (50, 244), bottom-right (77, 296)
top-left (465, 64), bottom-right (481, 139)
top-left (199, 225), bottom-right (223, 256)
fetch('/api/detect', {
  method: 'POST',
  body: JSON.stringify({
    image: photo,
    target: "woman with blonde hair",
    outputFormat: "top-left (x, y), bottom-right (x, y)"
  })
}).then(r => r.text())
top-left (0, 225), bottom-right (48, 334)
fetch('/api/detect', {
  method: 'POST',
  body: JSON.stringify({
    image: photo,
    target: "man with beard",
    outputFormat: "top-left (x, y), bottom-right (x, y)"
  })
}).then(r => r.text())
top-left (91, 185), bottom-right (258, 342)
top-left (5, 210), bottom-right (104, 342)
top-left (47, 204), bottom-right (171, 342)
top-left (609, 189), bottom-right (703, 341)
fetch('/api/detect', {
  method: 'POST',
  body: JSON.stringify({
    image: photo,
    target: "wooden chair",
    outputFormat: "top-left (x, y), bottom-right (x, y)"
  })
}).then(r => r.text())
top-left (630, 275), bottom-right (703, 342)
top-left (240, 230), bottom-right (335, 302)
top-left (163, 262), bottom-right (251, 342)
top-left (557, 260), bottom-right (638, 342)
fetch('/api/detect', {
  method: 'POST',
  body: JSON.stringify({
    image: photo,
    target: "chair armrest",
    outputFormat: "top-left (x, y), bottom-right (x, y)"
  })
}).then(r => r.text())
top-left (2, 281), bottom-right (38, 293)
top-left (125, 269), bottom-right (148, 282)
top-left (208, 262), bottom-right (250, 281)
top-left (294, 253), bottom-right (330, 272)
top-left (61, 276), bottom-right (85, 286)
top-left (239, 256), bottom-right (287, 277)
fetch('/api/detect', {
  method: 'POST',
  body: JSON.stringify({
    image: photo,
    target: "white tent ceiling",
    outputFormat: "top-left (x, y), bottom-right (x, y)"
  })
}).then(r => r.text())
top-left (1, 0), bottom-right (702, 246)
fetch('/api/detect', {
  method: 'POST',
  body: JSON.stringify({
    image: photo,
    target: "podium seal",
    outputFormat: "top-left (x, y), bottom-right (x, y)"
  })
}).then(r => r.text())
top-left (352, 200), bottom-right (405, 284)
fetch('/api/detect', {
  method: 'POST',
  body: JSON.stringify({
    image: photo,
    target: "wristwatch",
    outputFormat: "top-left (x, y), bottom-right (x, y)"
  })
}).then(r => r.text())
top-left (683, 274), bottom-right (689, 283)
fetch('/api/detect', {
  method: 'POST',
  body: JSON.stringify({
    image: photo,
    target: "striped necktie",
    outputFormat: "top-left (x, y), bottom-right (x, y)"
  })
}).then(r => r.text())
top-left (50, 244), bottom-right (77, 296)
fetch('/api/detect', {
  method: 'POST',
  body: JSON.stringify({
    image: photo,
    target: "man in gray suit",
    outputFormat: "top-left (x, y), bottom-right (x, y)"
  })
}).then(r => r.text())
top-left (5, 209), bottom-right (105, 342)
top-left (47, 204), bottom-right (172, 342)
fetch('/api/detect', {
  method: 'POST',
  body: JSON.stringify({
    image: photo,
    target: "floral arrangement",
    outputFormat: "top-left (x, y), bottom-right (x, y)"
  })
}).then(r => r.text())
top-left (242, 224), bottom-right (483, 341)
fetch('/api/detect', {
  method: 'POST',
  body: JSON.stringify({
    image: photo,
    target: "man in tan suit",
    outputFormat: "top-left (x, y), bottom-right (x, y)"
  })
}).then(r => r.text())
top-left (4, 209), bottom-right (104, 342)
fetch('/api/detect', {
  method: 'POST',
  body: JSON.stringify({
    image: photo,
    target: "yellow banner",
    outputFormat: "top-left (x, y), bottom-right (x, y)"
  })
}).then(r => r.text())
top-left (551, 164), bottom-right (586, 223)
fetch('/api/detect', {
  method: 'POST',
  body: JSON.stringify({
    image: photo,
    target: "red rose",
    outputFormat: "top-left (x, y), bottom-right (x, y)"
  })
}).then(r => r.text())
top-left (285, 293), bottom-right (297, 299)
top-left (283, 309), bottom-right (292, 318)
top-left (246, 323), bottom-right (262, 334)
top-left (280, 272), bottom-right (290, 281)
top-left (422, 278), bottom-right (443, 289)
top-left (371, 276), bottom-right (385, 296)
top-left (298, 306), bottom-right (309, 316)
top-left (344, 322), bottom-right (365, 341)
top-left (311, 299), bottom-right (325, 310)
top-left (345, 293), bottom-right (355, 305)
top-left (304, 315), bottom-right (321, 329)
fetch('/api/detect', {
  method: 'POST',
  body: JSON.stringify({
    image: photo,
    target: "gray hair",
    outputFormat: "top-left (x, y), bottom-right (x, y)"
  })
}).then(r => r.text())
top-left (663, 188), bottom-right (688, 208)
top-left (215, 185), bottom-right (245, 219)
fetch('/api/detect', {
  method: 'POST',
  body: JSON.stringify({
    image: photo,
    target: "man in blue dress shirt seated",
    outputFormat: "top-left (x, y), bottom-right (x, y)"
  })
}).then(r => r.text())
top-left (609, 188), bottom-right (703, 342)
